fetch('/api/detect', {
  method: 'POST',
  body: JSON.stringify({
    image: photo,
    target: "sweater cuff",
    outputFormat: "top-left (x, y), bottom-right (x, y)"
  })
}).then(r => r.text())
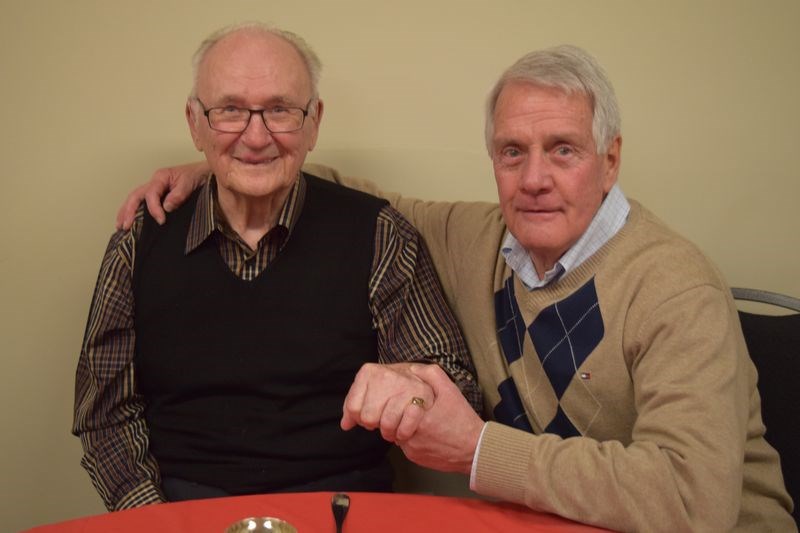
top-left (114, 480), bottom-right (166, 511)
top-left (472, 421), bottom-right (533, 504)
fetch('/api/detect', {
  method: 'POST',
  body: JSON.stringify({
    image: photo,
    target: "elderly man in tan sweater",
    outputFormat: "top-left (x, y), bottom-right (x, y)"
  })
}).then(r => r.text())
top-left (118, 44), bottom-right (794, 531)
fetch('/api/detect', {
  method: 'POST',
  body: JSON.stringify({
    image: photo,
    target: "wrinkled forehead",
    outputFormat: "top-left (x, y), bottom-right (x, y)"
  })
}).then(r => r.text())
top-left (494, 82), bottom-right (593, 126)
top-left (196, 30), bottom-right (312, 101)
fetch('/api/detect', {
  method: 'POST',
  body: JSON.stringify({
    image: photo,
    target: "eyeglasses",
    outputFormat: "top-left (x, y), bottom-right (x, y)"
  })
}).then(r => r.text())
top-left (194, 98), bottom-right (313, 133)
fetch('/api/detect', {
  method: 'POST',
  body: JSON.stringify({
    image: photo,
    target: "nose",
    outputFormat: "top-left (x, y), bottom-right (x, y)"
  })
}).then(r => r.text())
top-left (519, 150), bottom-right (552, 192)
top-left (239, 112), bottom-right (274, 149)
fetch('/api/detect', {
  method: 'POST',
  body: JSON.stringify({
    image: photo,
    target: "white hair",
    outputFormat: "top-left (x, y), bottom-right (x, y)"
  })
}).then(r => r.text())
top-left (189, 22), bottom-right (322, 99)
top-left (485, 45), bottom-right (620, 154)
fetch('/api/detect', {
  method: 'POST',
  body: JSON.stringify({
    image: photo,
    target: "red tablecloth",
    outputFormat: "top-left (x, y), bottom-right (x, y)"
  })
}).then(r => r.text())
top-left (25, 492), bottom-right (613, 532)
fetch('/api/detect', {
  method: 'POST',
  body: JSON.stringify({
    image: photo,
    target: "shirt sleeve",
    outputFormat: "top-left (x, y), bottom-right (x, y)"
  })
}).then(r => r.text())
top-left (72, 208), bottom-right (165, 510)
top-left (369, 205), bottom-right (482, 412)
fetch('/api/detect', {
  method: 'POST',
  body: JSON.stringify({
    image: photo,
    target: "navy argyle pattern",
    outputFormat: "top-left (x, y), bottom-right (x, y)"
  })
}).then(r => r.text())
top-left (493, 377), bottom-right (534, 432)
top-left (494, 276), bottom-right (604, 438)
top-left (495, 276), bottom-right (526, 364)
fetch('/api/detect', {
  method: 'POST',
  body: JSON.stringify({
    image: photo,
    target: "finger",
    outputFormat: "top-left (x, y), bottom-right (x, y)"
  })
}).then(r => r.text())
top-left (116, 184), bottom-right (147, 230)
top-left (161, 161), bottom-right (209, 212)
top-left (409, 363), bottom-right (449, 394)
top-left (378, 396), bottom-right (407, 443)
top-left (357, 381), bottom-right (389, 430)
top-left (162, 176), bottom-right (194, 213)
top-left (340, 400), bottom-right (358, 431)
top-left (395, 401), bottom-right (426, 442)
top-left (341, 376), bottom-right (368, 431)
top-left (144, 184), bottom-right (168, 225)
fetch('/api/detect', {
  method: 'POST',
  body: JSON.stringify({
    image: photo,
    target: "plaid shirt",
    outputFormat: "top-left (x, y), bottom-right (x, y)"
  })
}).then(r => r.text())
top-left (73, 175), bottom-right (480, 510)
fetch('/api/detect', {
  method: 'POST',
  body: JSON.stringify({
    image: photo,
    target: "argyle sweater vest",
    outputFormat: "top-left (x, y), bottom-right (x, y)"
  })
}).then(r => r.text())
top-left (132, 174), bottom-right (388, 494)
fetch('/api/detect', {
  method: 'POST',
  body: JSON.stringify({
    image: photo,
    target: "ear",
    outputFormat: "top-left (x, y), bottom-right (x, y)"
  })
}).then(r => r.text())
top-left (185, 99), bottom-right (204, 152)
top-left (306, 98), bottom-right (324, 152)
top-left (601, 135), bottom-right (622, 193)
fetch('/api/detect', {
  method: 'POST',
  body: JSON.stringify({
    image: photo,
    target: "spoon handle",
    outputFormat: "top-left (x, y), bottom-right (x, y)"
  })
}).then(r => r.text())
top-left (331, 493), bottom-right (350, 533)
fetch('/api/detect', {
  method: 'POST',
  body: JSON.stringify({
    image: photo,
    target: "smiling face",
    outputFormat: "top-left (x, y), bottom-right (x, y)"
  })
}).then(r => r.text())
top-left (491, 81), bottom-right (621, 276)
top-left (186, 29), bottom-right (322, 202)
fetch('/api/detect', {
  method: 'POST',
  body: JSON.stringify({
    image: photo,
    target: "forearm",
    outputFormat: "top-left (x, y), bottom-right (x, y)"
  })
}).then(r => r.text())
top-left (73, 216), bottom-right (164, 509)
top-left (378, 269), bottom-right (481, 411)
top-left (74, 347), bottom-right (165, 510)
top-left (370, 207), bottom-right (481, 411)
top-left (474, 422), bottom-right (740, 532)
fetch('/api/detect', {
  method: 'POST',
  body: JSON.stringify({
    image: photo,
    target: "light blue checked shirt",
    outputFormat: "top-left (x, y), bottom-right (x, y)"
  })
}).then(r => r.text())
top-left (500, 184), bottom-right (630, 290)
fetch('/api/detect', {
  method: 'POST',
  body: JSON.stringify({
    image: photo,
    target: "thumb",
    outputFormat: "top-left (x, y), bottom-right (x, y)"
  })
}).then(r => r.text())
top-left (408, 364), bottom-right (449, 395)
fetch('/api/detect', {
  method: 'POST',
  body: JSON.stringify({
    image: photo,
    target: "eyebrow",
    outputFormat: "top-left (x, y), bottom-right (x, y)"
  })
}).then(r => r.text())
top-left (491, 136), bottom-right (520, 151)
top-left (213, 95), bottom-right (303, 107)
top-left (493, 129), bottom-right (590, 147)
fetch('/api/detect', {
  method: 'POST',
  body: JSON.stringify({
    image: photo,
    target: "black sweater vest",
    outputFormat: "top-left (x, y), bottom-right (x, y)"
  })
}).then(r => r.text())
top-left (133, 174), bottom-right (389, 494)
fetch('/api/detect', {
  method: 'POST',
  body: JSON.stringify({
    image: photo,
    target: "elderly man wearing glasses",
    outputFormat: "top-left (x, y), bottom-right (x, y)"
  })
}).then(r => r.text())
top-left (72, 22), bottom-right (480, 511)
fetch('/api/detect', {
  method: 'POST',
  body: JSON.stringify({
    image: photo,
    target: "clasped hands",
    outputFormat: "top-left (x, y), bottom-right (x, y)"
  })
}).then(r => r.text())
top-left (341, 362), bottom-right (484, 475)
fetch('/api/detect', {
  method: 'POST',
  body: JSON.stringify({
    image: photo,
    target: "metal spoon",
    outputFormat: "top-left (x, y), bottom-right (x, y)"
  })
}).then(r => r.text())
top-left (331, 492), bottom-right (350, 533)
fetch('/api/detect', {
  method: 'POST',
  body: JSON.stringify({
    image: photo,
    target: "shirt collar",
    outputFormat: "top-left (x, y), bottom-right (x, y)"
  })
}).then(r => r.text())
top-left (184, 172), bottom-right (306, 254)
top-left (501, 184), bottom-right (630, 290)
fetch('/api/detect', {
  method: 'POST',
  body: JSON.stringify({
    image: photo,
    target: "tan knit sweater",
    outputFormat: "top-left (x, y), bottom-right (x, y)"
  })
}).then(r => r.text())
top-left (308, 164), bottom-right (794, 532)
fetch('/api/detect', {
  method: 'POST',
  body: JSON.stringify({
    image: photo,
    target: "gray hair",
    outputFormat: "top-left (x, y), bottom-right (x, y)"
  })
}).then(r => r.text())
top-left (190, 22), bottom-right (322, 99)
top-left (484, 45), bottom-right (620, 155)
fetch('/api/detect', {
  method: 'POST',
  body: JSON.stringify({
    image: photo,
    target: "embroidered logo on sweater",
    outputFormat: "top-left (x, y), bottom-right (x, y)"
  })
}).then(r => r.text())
top-left (494, 277), bottom-right (604, 438)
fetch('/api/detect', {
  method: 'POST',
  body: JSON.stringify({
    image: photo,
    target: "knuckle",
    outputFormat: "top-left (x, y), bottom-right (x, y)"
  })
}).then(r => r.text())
top-left (361, 410), bottom-right (379, 427)
top-left (421, 363), bottom-right (440, 377)
top-left (379, 423), bottom-right (396, 441)
top-left (360, 362), bottom-right (380, 377)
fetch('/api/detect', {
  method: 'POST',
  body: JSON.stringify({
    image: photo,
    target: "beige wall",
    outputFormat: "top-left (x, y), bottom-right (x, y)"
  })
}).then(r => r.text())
top-left (2, 0), bottom-right (798, 529)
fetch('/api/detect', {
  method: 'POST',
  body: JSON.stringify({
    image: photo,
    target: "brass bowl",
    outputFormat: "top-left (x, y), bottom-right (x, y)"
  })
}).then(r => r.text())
top-left (225, 516), bottom-right (298, 533)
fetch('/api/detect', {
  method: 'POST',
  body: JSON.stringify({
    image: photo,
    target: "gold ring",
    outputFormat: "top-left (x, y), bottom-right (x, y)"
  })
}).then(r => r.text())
top-left (410, 397), bottom-right (425, 408)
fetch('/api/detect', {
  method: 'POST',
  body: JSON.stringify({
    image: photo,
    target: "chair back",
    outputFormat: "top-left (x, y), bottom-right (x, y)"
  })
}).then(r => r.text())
top-left (732, 287), bottom-right (800, 524)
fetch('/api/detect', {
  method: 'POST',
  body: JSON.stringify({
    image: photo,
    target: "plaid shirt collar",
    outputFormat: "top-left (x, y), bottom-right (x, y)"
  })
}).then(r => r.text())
top-left (184, 172), bottom-right (306, 255)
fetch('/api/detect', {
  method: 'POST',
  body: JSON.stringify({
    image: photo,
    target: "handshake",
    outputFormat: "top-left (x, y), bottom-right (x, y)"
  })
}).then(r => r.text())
top-left (340, 362), bottom-right (484, 475)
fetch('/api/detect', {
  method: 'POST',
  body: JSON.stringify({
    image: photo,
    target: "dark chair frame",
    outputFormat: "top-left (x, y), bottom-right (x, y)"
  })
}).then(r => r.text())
top-left (732, 286), bottom-right (800, 525)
